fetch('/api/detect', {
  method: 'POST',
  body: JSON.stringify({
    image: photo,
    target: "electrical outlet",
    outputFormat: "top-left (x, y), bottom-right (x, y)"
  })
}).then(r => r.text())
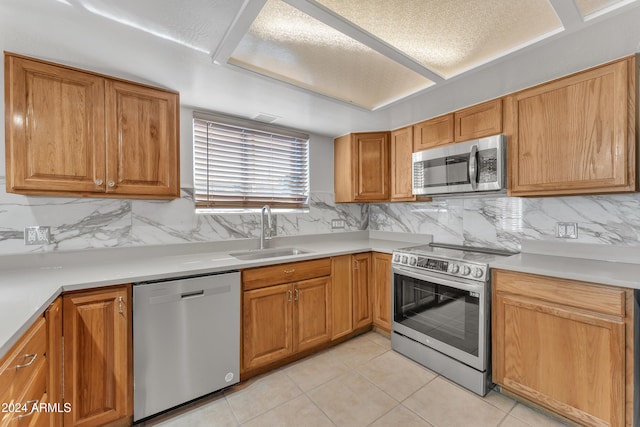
top-left (556, 222), bottom-right (578, 239)
top-left (331, 219), bottom-right (346, 229)
top-left (24, 226), bottom-right (51, 245)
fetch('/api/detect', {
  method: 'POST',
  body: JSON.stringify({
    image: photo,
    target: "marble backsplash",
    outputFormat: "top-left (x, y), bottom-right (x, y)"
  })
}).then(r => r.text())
top-left (2, 173), bottom-right (640, 255)
top-left (370, 193), bottom-right (640, 252)
top-left (0, 177), bottom-right (367, 255)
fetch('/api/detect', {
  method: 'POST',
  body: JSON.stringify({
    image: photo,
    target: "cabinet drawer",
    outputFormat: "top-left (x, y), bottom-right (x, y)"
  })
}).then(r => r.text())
top-left (1, 359), bottom-right (47, 427)
top-left (493, 269), bottom-right (626, 317)
top-left (242, 258), bottom-right (331, 290)
top-left (0, 318), bottom-right (47, 406)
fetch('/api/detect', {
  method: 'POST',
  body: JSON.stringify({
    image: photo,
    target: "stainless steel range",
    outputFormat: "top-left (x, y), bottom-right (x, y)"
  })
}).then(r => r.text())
top-left (391, 243), bottom-right (516, 396)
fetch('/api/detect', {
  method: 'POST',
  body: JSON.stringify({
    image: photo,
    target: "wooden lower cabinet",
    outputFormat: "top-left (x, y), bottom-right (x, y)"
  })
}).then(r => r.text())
top-left (372, 252), bottom-right (392, 332)
top-left (493, 269), bottom-right (634, 427)
top-left (331, 255), bottom-right (354, 340)
top-left (242, 260), bottom-right (332, 373)
top-left (63, 286), bottom-right (132, 427)
top-left (352, 253), bottom-right (373, 329)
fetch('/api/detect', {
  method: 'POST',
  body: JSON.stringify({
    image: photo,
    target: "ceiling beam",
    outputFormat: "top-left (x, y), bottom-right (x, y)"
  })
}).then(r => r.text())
top-left (211, 0), bottom-right (267, 65)
top-left (282, 0), bottom-right (446, 83)
top-left (549, 0), bottom-right (584, 31)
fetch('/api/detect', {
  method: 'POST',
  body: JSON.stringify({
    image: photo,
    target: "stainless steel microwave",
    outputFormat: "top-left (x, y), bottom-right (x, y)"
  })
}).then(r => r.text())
top-left (412, 134), bottom-right (506, 197)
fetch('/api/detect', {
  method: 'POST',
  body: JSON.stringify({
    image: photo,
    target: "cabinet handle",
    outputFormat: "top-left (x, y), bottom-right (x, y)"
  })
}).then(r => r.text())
top-left (294, 288), bottom-right (299, 301)
top-left (288, 290), bottom-right (292, 302)
top-left (17, 400), bottom-right (39, 420)
top-left (95, 179), bottom-right (103, 186)
top-left (118, 296), bottom-right (124, 314)
top-left (283, 269), bottom-right (296, 274)
top-left (108, 181), bottom-right (116, 188)
top-left (15, 353), bottom-right (37, 370)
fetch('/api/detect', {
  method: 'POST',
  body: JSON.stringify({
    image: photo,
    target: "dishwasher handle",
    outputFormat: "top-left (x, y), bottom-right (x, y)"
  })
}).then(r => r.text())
top-left (181, 290), bottom-right (205, 299)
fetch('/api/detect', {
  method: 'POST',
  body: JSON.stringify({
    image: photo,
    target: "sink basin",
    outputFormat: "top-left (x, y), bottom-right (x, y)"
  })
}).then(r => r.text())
top-left (230, 247), bottom-right (311, 260)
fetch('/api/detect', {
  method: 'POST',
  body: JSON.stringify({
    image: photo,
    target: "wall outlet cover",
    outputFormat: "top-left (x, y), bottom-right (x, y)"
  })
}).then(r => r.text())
top-left (24, 226), bottom-right (51, 245)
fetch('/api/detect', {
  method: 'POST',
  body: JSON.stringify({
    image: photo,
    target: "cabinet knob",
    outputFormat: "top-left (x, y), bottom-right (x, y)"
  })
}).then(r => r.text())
top-left (15, 353), bottom-right (37, 369)
top-left (95, 179), bottom-right (103, 186)
top-left (108, 181), bottom-right (116, 187)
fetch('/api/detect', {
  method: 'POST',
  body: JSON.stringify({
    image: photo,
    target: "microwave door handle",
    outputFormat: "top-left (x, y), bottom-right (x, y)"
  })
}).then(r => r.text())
top-left (469, 144), bottom-right (478, 189)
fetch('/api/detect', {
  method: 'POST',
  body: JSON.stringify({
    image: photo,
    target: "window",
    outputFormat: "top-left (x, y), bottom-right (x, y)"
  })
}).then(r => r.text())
top-left (193, 112), bottom-right (310, 212)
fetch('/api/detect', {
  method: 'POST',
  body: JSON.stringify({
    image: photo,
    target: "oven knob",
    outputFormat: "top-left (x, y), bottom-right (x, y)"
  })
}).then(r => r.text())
top-left (473, 268), bottom-right (484, 278)
top-left (461, 265), bottom-right (471, 276)
top-left (393, 254), bottom-right (401, 263)
top-left (409, 257), bottom-right (417, 266)
top-left (402, 255), bottom-right (408, 264)
top-left (450, 264), bottom-right (460, 274)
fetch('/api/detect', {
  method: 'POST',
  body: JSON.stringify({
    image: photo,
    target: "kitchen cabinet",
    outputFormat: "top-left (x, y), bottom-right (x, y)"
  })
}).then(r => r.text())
top-left (508, 55), bottom-right (636, 196)
top-left (4, 52), bottom-right (179, 199)
top-left (334, 132), bottom-right (390, 202)
top-left (390, 126), bottom-right (416, 201)
top-left (352, 253), bottom-right (373, 329)
top-left (331, 255), bottom-right (354, 340)
top-left (454, 99), bottom-right (502, 142)
top-left (492, 269), bottom-right (635, 427)
top-left (45, 299), bottom-right (63, 427)
top-left (413, 114), bottom-right (454, 151)
top-left (242, 258), bottom-right (332, 373)
top-left (63, 286), bottom-right (132, 427)
top-left (372, 252), bottom-right (392, 332)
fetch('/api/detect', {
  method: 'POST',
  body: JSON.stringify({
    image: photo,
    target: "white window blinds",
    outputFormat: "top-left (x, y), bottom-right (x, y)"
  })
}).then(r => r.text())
top-left (193, 112), bottom-right (310, 211)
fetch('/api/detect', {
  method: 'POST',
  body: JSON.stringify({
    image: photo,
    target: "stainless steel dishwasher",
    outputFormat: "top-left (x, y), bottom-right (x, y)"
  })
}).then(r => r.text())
top-left (133, 271), bottom-right (240, 422)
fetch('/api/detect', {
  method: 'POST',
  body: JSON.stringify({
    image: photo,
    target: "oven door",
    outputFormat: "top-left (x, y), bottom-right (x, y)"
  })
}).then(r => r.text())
top-left (392, 266), bottom-right (489, 371)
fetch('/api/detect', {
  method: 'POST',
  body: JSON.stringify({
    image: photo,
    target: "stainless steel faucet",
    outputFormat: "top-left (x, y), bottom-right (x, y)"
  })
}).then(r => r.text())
top-left (260, 205), bottom-right (272, 249)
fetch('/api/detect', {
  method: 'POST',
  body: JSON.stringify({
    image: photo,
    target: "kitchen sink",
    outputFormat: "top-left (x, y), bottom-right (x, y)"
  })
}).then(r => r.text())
top-left (230, 247), bottom-right (311, 260)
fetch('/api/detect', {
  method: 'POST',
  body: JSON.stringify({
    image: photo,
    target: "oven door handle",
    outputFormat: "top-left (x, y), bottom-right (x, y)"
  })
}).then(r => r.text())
top-left (392, 266), bottom-right (484, 293)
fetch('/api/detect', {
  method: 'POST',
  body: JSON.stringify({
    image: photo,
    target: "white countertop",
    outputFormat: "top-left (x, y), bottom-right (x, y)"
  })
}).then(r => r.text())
top-left (0, 231), bottom-right (427, 360)
top-left (490, 239), bottom-right (640, 289)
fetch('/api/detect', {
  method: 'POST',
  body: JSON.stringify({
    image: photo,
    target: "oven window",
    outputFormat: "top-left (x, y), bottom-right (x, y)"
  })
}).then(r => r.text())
top-left (394, 274), bottom-right (479, 356)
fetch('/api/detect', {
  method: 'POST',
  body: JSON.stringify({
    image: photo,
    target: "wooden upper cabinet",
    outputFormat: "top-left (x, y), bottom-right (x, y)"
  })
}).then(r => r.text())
top-left (390, 126), bottom-right (416, 201)
top-left (105, 81), bottom-right (179, 197)
top-left (334, 132), bottom-right (389, 202)
top-left (5, 54), bottom-right (106, 194)
top-left (63, 286), bottom-right (132, 427)
top-left (509, 56), bottom-right (636, 196)
top-left (4, 52), bottom-right (180, 199)
top-left (413, 114), bottom-right (454, 151)
top-left (454, 99), bottom-right (502, 142)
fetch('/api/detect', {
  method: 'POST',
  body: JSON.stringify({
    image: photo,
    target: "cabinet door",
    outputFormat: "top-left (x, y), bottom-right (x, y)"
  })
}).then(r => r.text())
top-left (390, 127), bottom-right (416, 201)
top-left (45, 298), bottom-right (63, 427)
top-left (242, 284), bottom-right (294, 371)
top-left (331, 255), bottom-right (353, 340)
top-left (5, 54), bottom-right (106, 195)
top-left (352, 253), bottom-right (373, 329)
top-left (454, 99), bottom-right (502, 142)
top-left (413, 114), bottom-right (454, 151)
top-left (63, 286), bottom-right (132, 427)
top-left (494, 292), bottom-right (625, 427)
top-left (510, 57), bottom-right (635, 196)
top-left (372, 252), bottom-right (392, 332)
top-left (105, 80), bottom-right (179, 198)
top-left (354, 133), bottom-right (389, 201)
top-left (294, 277), bottom-right (332, 352)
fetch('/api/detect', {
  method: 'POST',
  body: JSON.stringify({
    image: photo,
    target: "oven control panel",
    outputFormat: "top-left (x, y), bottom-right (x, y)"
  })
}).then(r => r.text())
top-left (392, 252), bottom-right (487, 281)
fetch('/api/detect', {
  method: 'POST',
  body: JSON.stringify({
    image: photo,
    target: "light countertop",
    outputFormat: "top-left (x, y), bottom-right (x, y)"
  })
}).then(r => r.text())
top-left (0, 231), bottom-right (428, 360)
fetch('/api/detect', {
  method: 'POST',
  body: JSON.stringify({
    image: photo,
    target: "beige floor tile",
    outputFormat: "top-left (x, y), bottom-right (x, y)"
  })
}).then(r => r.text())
top-left (355, 350), bottom-right (437, 401)
top-left (241, 395), bottom-right (334, 427)
top-left (498, 415), bottom-right (532, 427)
top-left (404, 377), bottom-right (507, 427)
top-left (363, 331), bottom-right (392, 349)
top-left (369, 405), bottom-right (434, 427)
top-left (225, 372), bottom-right (302, 423)
top-left (509, 403), bottom-right (570, 426)
top-left (151, 397), bottom-right (239, 427)
top-left (328, 335), bottom-right (388, 368)
top-left (284, 350), bottom-right (350, 391)
top-left (484, 389), bottom-right (517, 413)
top-left (307, 371), bottom-right (397, 427)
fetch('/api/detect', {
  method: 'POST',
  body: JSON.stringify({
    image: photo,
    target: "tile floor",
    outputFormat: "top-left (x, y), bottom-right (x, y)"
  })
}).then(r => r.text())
top-left (140, 332), bottom-right (570, 427)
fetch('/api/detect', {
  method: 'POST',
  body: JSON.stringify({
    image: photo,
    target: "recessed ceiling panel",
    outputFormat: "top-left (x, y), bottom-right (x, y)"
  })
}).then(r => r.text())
top-left (228, 0), bottom-right (434, 110)
top-left (575, 0), bottom-right (637, 17)
top-left (315, 0), bottom-right (563, 77)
